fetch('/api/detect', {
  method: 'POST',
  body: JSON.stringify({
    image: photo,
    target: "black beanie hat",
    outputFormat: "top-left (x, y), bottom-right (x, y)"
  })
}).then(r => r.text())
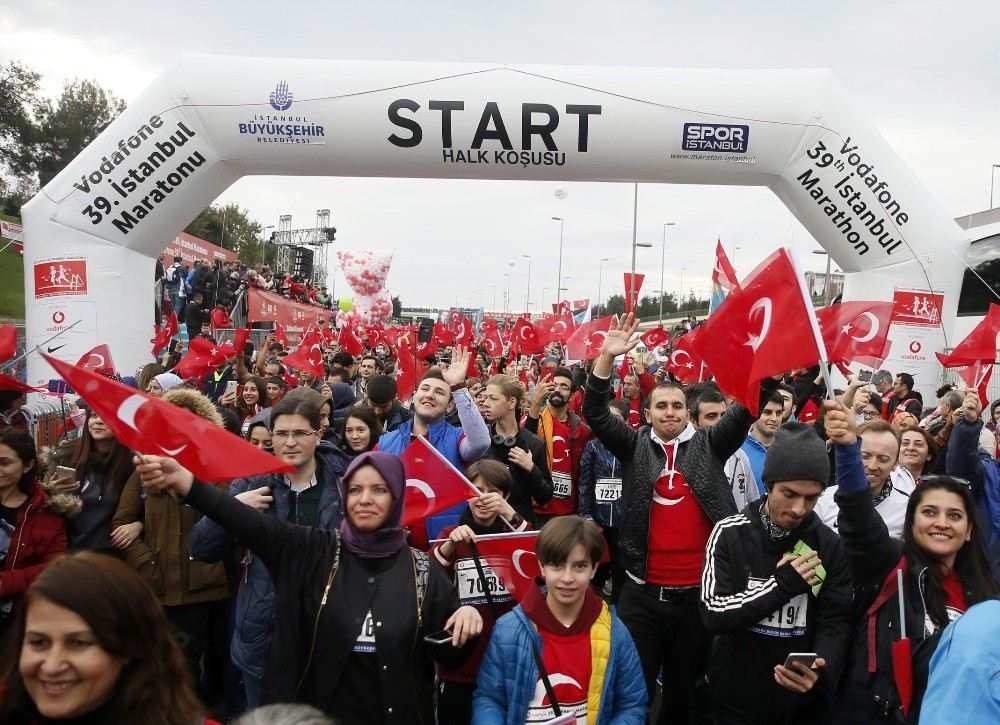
top-left (761, 421), bottom-right (830, 487)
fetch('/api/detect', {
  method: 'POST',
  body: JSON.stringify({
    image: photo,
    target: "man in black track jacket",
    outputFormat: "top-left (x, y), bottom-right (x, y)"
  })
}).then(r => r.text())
top-left (700, 422), bottom-right (853, 725)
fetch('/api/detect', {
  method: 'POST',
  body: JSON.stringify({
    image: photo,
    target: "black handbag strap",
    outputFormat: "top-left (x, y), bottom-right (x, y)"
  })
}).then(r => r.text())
top-left (469, 542), bottom-right (561, 717)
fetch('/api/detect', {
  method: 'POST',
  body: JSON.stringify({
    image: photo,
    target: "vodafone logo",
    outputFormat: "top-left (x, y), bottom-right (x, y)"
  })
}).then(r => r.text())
top-left (52, 311), bottom-right (65, 324)
top-left (909, 341), bottom-right (921, 354)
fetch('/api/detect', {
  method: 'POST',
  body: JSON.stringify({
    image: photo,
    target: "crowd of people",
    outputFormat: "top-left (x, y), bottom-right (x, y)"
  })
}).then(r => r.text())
top-left (0, 309), bottom-right (998, 725)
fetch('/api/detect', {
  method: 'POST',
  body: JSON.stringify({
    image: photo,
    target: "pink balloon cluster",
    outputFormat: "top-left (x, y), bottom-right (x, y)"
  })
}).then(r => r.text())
top-left (337, 250), bottom-right (394, 324)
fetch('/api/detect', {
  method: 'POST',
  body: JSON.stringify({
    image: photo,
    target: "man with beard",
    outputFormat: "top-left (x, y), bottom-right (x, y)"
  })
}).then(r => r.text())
top-left (525, 367), bottom-right (593, 523)
top-left (583, 314), bottom-right (776, 725)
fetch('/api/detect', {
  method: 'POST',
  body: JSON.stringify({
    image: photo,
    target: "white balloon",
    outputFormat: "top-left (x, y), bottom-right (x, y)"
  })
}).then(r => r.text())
top-left (554, 188), bottom-right (568, 200)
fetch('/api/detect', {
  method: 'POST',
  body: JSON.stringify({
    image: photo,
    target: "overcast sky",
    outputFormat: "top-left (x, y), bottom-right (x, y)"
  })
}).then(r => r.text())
top-left (5, 1), bottom-right (998, 313)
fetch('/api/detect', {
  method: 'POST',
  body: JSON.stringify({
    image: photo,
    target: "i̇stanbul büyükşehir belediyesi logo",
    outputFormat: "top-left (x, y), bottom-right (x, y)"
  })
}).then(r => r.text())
top-left (237, 81), bottom-right (325, 144)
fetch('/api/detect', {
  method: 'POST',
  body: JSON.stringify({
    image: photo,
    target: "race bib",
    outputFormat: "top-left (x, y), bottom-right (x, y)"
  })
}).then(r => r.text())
top-left (594, 478), bottom-right (622, 502)
top-left (552, 471), bottom-right (572, 498)
top-left (456, 558), bottom-right (512, 605)
top-left (353, 610), bottom-right (376, 653)
top-left (747, 578), bottom-right (808, 637)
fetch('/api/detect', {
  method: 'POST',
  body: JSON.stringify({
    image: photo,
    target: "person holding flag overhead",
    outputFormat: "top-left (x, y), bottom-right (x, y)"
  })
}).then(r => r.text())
top-left (823, 399), bottom-right (998, 724)
top-left (584, 312), bottom-right (778, 725)
top-left (134, 450), bottom-right (482, 722)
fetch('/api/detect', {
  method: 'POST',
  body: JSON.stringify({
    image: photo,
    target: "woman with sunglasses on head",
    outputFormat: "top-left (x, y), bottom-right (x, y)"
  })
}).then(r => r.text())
top-left (43, 410), bottom-right (136, 556)
top-left (135, 450), bottom-right (482, 721)
top-left (479, 374), bottom-right (552, 527)
top-left (824, 399), bottom-right (998, 724)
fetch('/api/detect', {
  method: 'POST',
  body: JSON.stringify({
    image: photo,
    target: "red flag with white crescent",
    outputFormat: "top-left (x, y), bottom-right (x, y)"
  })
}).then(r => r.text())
top-left (0, 325), bottom-right (15, 364)
top-left (481, 327), bottom-right (504, 358)
top-left (564, 316), bottom-right (614, 361)
top-left (465, 531), bottom-right (542, 603)
top-left (665, 329), bottom-right (704, 384)
top-left (273, 322), bottom-right (289, 348)
top-left (42, 353), bottom-right (293, 481)
top-left (173, 337), bottom-right (237, 379)
top-left (816, 301), bottom-right (895, 364)
top-left (76, 344), bottom-right (116, 374)
top-left (400, 436), bottom-right (479, 527)
top-left (534, 313), bottom-right (576, 345)
top-left (284, 327), bottom-right (326, 378)
top-left (510, 317), bottom-right (544, 355)
top-left (640, 326), bottom-right (671, 350)
top-left (936, 304), bottom-right (1000, 368)
top-left (337, 324), bottom-right (364, 357)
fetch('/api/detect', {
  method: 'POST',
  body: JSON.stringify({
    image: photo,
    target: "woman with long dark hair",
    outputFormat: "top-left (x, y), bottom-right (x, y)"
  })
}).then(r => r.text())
top-left (825, 401), bottom-right (998, 724)
top-left (338, 405), bottom-right (382, 458)
top-left (0, 551), bottom-right (210, 724)
top-left (234, 376), bottom-right (270, 436)
top-left (44, 410), bottom-right (136, 555)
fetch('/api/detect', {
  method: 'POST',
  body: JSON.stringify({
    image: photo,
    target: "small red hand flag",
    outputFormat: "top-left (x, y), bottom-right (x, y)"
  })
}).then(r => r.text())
top-left (534, 313), bottom-right (576, 345)
top-left (640, 326), bottom-right (671, 350)
top-left (273, 322), bottom-right (289, 348)
top-left (481, 326), bottom-right (504, 358)
top-left (337, 324), bottom-right (364, 357)
top-left (400, 437), bottom-right (479, 527)
top-left (469, 531), bottom-right (542, 603)
top-left (624, 273), bottom-right (645, 314)
top-left (564, 316), bottom-right (614, 361)
top-left (816, 301), bottom-right (895, 364)
top-left (43, 353), bottom-right (293, 481)
top-left (0, 324), bottom-right (17, 363)
top-left (692, 248), bottom-right (821, 412)
top-left (450, 312), bottom-right (474, 346)
top-left (284, 328), bottom-right (326, 378)
top-left (936, 304), bottom-right (1000, 367)
top-left (173, 337), bottom-right (237, 379)
top-left (510, 317), bottom-right (544, 355)
top-left (665, 329), bottom-right (704, 384)
top-left (77, 345), bottom-right (116, 374)
top-left (232, 326), bottom-right (251, 357)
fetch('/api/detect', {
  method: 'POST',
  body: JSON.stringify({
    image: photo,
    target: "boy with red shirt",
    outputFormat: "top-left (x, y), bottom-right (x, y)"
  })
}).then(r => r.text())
top-left (583, 314), bottom-right (776, 725)
top-left (432, 460), bottom-right (530, 725)
top-left (525, 368), bottom-right (593, 523)
top-left (473, 516), bottom-right (647, 724)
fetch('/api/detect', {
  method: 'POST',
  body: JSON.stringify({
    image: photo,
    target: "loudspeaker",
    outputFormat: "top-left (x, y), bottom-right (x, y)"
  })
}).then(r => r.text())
top-left (418, 317), bottom-right (434, 343)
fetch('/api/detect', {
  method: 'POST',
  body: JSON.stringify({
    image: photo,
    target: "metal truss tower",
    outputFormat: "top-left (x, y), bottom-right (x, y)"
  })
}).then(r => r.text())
top-left (268, 209), bottom-right (336, 286)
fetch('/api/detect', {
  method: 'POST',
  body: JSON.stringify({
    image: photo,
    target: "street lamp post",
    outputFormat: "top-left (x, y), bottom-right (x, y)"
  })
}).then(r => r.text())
top-left (597, 258), bottom-right (608, 317)
top-left (678, 267), bottom-right (686, 313)
top-left (490, 285), bottom-right (496, 312)
top-left (813, 249), bottom-right (832, 304)
top-left (659, 222), bottom-right (676, 327)
top-left (991, 164), bottom-right (1000, 209)
top-left (732, 246), bottom-right (741, 268)
top-left (504, 272), bottom-right (511, 314)
top-left (552, 217), bottom-right (564, 306)
top-left (522, 254), bottom-right (532, 315)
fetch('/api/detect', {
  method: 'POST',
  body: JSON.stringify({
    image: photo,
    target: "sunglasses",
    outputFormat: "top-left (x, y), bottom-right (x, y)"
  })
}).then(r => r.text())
top-left (917, 474), bottom-right (972, 490)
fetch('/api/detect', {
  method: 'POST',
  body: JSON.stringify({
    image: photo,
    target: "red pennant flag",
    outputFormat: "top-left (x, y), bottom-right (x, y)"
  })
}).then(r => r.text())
top-left (43, 353), bottom-right (293, 482)
top-left (0, 373), bottom-right (43, 394)
top-left (273, 322), bottom-right (289, 348)
top-left (0, 324), bottom-right (17, 363)
top-left (470, 531), bottom-right (542, 603)
top-left (284, 328), bottom-right (326, 378)
top-left (624, 273), bottom-right (645, 314)
top-left (400, 437), bottom-right (479, 527)
top-left (936, 304), bottom-right (1000, 367)
top-left (510, 317), bottom-right (544, 356)
top-left (481, 326), bottom-right (504, 358)
top-left (534, 313), bottom-right (576, 345)
top-left (173, 337), bottom-right (236, 380)
top-left (816, 301), bottom-right (895, 364)
top-left (232, 326), bottom-right (251, 357)
top-left (665, 329), bottom-right (704, 384)
top-left (640, 326), bottom-right (671, 350)
top-left (76, 345), bottom-right (115, 374)
top-left (692, 249), bottom-right (821, 413)
top-left (337, 325), bottom-right (364, 357)
top-left (564, 316), bottom-right (614, 361)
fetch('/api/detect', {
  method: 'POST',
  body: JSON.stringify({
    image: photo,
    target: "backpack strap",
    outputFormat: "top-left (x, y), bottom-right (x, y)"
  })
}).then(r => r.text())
top-left (864, 554), bottom-right (907, 673)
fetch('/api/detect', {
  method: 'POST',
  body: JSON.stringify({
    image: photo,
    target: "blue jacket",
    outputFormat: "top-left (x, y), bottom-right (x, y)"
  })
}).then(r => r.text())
top-left (472, 603), bottom-right (647, 725)
top-left (578, 437), bottom-right (624, 527)
top-left (188, 441), bottom-right (348, 678)
top-left (920, 600), bottom-right (1000, 723)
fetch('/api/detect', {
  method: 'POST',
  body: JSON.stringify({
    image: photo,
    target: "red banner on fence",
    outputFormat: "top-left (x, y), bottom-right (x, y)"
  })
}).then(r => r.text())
top-left (246, 288), bottom-right (329, 342)
top-left (161, 232), bottom-right (238, 267)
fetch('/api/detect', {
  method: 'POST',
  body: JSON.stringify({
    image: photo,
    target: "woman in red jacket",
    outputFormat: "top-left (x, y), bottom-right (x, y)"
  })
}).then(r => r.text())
top-left (0, 429), bottom-right (72, 635)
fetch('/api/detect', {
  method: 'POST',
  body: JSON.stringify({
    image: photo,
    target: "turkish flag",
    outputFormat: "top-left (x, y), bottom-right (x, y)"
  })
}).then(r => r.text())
top-left (173, 337), bottom-right (237, 379)
top-left (284, 328), bottom-right (325, 378)
top-left (480, 316), bottom-right (499, 333)
top-left (0, 373), bottom-right (42, 394)
top-left (481, 327), bottom-right (504, 358)
top-left (534, 313), bottom-right (576, 345)
top-left (395, 341), bottom-right (419, 401)
top-left (0, 324), bottom-right (15, 363)
top-left (665, 329), bottom-right (704, 384)
top-left (338, 325), bottom-right (364, 357)
top-left (510, 317), bottom-right (544, 355)
top-left (468, 531), bottom-right (542, 603)
top-left (624, 273), bottom-right (645, 314)
top-left (564, 316), bottom-right (614, 361)
top-left (553, 300), bottom-right (571, 316)
top-left (936, 304), bottom-right (1000, 367)
top-left (76, 345), bottom-right (115, 374)
top-left (400, 436), bottom-right (479, 527)
top-left (957, 362), bottom-right (994, 410)
top-left (273, 322), bottom-right (289, 348)
top-left (640, 326), bottom-right (671, 350)
top-left (151, 312), bottom-right (178, 357)
top-left (692, 248), bottom-right (820, 413)
top-left (450, 312), bottom-right (474, 346)
top-left (433, 323), bottom-right (456, 347)
top-left (816, 301), bottom-right (895, 364)
top-left (232, 326), bottom-right (251, 357)
top-left (43, 353), bottom-right (293, 482)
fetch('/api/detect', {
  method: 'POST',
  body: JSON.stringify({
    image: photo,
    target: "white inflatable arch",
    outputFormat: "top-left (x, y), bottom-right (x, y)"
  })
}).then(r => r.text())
top-left (22, 55), bottom-right (968, 389)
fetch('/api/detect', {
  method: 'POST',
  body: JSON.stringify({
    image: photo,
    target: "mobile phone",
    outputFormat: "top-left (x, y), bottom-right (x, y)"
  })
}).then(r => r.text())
top-left (54, 465), bottom-right (77, 479)
top-left (225, 380), bottom-right (239, 397)
top-left (857, 369), bottom-right (873, 383)
top-left (783, 652), bottom-right (818, 669)
top-left (422, 628), bottom-right (453, 645)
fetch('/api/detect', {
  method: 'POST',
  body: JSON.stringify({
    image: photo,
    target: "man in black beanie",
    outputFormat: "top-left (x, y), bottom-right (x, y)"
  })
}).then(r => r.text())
top-left (699, 422), bottom-right (853, 725)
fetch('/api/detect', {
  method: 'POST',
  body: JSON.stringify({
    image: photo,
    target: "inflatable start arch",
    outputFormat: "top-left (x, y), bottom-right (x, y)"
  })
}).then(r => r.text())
top-left (22, 56), bottom-right (969, 390)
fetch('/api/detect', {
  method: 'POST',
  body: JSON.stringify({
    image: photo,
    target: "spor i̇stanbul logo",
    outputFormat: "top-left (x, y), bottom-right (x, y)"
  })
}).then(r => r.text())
top-left (269, 81), bottom-right (293, 111)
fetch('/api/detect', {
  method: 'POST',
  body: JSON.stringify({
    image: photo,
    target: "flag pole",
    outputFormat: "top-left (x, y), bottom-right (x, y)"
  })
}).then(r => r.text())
top-left (787, 249), bottom-right (836, 400)
top-left (1, 320), bottom-right (82, 372)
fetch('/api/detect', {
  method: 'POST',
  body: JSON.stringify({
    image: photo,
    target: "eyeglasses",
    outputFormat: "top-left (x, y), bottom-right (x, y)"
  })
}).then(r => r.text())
top-left (862, 410), bottom-right (879, 419)
top-left (271, 430), bottom-right (318, 442)
top-left (918, 474), bottom-right (972, 490)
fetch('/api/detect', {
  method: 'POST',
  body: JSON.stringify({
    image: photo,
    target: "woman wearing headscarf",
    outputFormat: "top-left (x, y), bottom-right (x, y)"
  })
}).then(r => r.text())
top-left (135, 450), bottom-right (482, 722)
top-left (146, 372), bottom-right (183, 398)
